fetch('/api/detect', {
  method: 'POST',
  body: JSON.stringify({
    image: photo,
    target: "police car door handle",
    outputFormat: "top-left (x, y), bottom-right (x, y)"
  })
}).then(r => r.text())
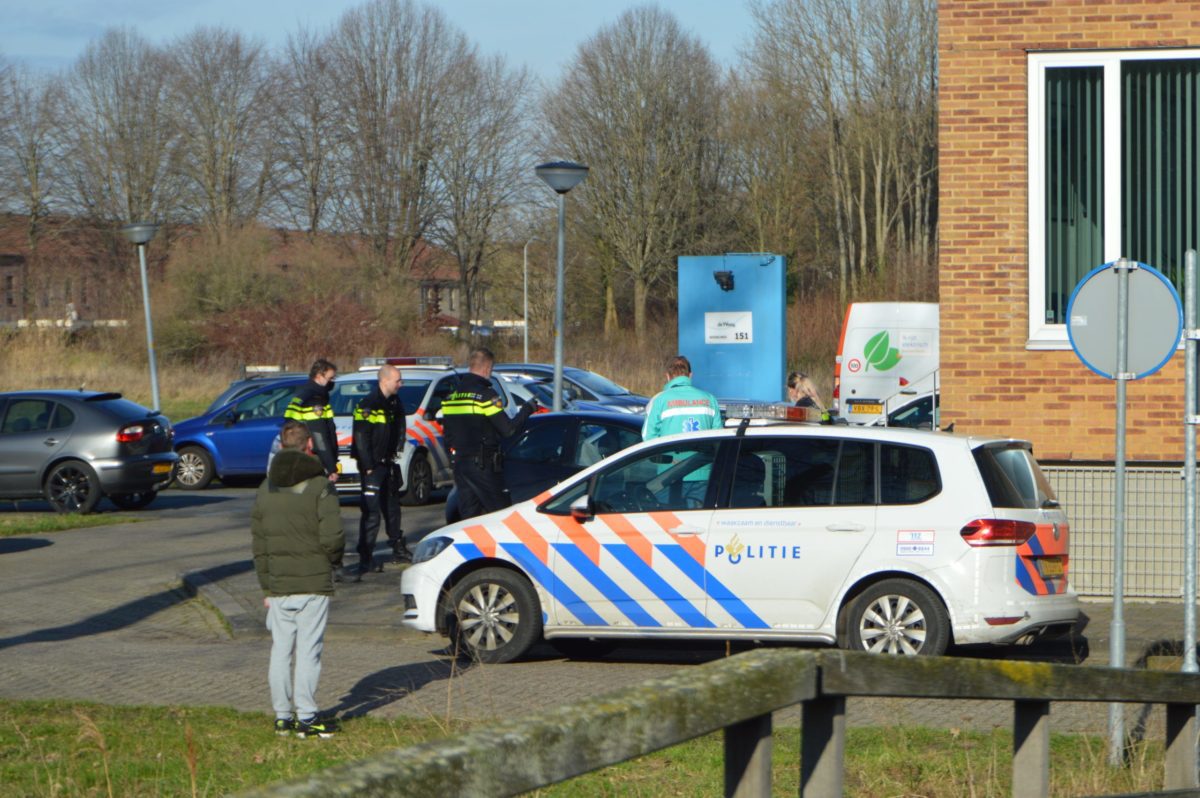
top-left (826, 523), bottom-right (865, 532)
top-left (672, 528), bottom-right (704, 536)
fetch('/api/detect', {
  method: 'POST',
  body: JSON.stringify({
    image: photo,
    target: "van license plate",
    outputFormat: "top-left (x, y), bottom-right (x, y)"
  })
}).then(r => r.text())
top-left (1039, 558), bottom-right (1064, 578)
top-left (850, 403), bottom-right (882, 414)
top-left (152, 463), bottom-right (172, 474)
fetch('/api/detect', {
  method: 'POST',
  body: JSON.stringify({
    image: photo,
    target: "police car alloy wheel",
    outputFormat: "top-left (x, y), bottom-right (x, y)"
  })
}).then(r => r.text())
top-left (401, 455), bottom-right (433, 506)
top-left (448, 568), bottom-right (542, 664)
top-left (845, 578), bottom-right (949, 656)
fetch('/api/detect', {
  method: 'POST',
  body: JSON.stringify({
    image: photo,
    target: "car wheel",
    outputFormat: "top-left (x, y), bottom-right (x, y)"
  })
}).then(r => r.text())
top-left (400, 453), bottom-right (433, 506)
top-left (44, 460), bottom-right (102, 514)
top-left (109, 490), bottom-right (158, 510)
top-left (844, 578), bottom-right (949, 656)
top-left (174, 447), bottom-right (214, 490)
top-left (448, 567), bottom-right (542, 664)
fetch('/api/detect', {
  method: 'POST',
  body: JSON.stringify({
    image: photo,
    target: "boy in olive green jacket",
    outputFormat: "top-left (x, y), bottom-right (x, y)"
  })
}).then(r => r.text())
top-left (251, 421), bottom-right (344, 738)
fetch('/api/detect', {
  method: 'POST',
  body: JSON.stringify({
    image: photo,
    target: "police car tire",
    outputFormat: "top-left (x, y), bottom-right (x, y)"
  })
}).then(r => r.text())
top-left (449, 568), bottom-right (542, 665)
top-left (844, 578), bottom-right (949, 656)
top-left (400, 455), bottom-right (433, 506)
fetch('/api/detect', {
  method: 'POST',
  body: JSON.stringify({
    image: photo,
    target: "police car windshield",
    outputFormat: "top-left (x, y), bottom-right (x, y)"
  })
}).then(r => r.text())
top-left (567, 369), bottom-right (630, 397)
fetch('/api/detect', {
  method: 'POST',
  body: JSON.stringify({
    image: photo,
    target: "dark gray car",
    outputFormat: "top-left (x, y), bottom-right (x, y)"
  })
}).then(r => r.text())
top-left (0, 390), bottom-right (178, 513)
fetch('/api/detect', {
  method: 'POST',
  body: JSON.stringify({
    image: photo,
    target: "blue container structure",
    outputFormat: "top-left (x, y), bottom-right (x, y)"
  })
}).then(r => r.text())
top-left (677, 254), bottom-right (786, 402)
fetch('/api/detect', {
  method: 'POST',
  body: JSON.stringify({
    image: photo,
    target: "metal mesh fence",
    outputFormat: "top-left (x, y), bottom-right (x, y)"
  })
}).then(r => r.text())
top-left (1044, 464), bottom-right (1189, 598)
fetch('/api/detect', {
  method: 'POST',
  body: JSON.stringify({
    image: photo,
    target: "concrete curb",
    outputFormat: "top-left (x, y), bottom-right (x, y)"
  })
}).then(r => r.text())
top-left (179, 568), bottom-right (267, 640)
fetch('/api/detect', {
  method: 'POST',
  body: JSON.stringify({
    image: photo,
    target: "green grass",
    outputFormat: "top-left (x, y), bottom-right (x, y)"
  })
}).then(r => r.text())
top-left (0, 699), bottom-right (1167, 797)
top-left (160, 397), bottom-right (210, 424)
top-left (0, 512), bottom-right (141, 537)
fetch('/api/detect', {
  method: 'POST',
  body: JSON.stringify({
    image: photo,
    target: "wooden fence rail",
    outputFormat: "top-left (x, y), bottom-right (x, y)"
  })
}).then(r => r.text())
top-left (237, 649), bottom-right (1200, 798)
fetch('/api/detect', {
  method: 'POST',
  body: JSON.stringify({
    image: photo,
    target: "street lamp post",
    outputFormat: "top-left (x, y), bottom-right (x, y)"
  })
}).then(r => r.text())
top-left (120, 222), bottom-right (161, 411)
top-left (534, 161), bottom-right (588, 412)
top-left (522, 237), bottom-right (539, 363)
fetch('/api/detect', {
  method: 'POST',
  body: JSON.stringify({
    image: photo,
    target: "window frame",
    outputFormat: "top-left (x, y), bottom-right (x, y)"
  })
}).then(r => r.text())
top-left (1027, 48), bottom-right (1200, 348)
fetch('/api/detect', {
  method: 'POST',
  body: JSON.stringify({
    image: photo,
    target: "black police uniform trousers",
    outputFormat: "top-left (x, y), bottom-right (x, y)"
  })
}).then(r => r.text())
top-left (356, 466), bottom-right (404, 570)
top-left (453, 454), bottom-right (510, 521)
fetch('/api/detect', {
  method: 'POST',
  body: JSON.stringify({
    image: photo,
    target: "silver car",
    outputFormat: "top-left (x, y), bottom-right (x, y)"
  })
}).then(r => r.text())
top-left (0, 390), bottom-right (177, 513)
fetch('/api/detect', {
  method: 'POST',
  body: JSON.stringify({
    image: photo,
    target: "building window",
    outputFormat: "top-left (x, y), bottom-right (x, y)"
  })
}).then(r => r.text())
top-left (1028, 50), bottom-right (1200, 346)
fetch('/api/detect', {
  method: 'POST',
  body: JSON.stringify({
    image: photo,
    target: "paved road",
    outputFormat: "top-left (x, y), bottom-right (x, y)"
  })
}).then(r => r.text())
top-left (0, 487), bottom-right (1190, 734)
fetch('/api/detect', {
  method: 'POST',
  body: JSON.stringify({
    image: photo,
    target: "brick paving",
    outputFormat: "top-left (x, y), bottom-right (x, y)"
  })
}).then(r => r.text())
top-left (0, 488), bottom-right (1193, 736)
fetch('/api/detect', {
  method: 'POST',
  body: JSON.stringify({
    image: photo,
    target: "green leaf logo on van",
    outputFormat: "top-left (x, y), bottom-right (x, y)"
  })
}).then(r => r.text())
top-left (864, 331), bottom-right (902, 372)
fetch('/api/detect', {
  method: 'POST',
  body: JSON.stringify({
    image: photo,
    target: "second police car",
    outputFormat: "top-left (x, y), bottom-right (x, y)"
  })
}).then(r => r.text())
top-left (400, 419), bottom-right (1078, 662)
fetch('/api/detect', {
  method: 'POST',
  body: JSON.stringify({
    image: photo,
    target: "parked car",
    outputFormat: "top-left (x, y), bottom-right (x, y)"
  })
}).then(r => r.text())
top-left (172, 378), bottom-right (308, 490)
top-left (444, 410), bottom-right (644, 524)
top-left (0, 390), bottom-right (177, 513)
top-left (493, 363), bottom-right (648, 414)
top-left (203, 372), bottom-right (306, 414)
top-left (500, 376), bottom-right (613, 415)
top-left (402, 421), bottom-right (1078, 664)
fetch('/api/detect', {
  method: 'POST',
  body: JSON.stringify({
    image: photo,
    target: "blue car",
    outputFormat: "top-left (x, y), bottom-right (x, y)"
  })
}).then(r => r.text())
top-left (172, 378), bottom-right (306, 489)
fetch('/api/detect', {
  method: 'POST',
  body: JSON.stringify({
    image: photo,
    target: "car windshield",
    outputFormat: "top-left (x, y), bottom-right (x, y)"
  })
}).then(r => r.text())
top-left (565, 369), bottom-right (630, 397)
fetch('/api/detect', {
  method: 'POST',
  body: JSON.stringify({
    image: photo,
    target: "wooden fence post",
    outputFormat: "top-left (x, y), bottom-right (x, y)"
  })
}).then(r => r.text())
top-left (800, 695), bottom-right (845, 797)
top-left (724, 714), bottom-right (773, 798)
top-left (1013, 699), bottom-right (1050, 798)
top-left (1164, 703), bottom-right (1199, 790)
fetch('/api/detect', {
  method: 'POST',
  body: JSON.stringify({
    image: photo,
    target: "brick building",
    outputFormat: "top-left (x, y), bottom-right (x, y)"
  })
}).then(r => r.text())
top-left (939, 0), bottom-right (1200, 462)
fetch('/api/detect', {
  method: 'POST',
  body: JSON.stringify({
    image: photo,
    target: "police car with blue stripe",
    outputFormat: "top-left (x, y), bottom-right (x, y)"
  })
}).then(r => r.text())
top-left (401, 411), bottom-right (1078, 662)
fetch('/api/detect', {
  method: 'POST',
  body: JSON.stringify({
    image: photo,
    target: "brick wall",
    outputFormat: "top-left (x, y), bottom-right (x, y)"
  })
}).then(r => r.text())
top-left (939, 0), bottom-right (1200, 461)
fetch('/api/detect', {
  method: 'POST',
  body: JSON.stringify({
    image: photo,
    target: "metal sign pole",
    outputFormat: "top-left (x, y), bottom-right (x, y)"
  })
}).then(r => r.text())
top-left (1185, 248), bottom-right (1198, 675)
top-left (1108, 257), bottom-right (1131, 766)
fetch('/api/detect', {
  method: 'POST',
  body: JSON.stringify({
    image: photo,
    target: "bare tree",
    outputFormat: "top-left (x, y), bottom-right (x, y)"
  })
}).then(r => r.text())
top-left (428, 54), bottom-right (533, 338)
top-left (0, 64), bottom-right (63, 250)
top-left (267, 26), bottom-right (341, 237)
top-left (326, 0), bottom-right (472, 273)
top-left (59, 28), bottom-right (179, 223)
top-left (746, 0), bottom-right (937, 300)
top-left (164, 27), bottom-right (274, 237)
top-left (544, 6), bottom-right (725, 337)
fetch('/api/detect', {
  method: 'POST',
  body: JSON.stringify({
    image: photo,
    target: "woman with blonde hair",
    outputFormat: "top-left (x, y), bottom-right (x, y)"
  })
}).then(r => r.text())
top-left (786, 371), bottom-right (825, 412)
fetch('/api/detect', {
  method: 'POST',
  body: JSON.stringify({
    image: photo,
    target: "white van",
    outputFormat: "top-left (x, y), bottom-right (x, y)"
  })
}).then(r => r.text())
top-left (832, 302), bottom-right (939, 427)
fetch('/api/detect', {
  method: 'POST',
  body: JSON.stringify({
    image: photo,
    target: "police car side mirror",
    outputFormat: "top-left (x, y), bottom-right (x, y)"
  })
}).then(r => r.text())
top-left (424, 408), bottom-right (438, 421)
top-left (569, 496), bottom-right (593, 523)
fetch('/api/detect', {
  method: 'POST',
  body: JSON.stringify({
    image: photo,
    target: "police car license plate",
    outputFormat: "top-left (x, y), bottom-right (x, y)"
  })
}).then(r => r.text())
top-left (152, 463), bottom-right (172, 474)
top-left (1038, 557), bottom-right (1064, 578)
top-left (850, 403), bottom-right (883, 415)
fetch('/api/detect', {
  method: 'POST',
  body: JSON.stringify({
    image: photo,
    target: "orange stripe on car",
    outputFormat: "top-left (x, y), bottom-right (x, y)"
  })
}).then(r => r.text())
top-left (598, 513), bottom-right (654, 566)
top-left (549, 514), bottom-right (601, 565)
top-left (650, 511), bottom-right (705, 565)
top-left (502, 510), bottom-right (549, 564)
top-left (532, 490), bottom-right (553, 506)
top-left (463, 524), bottom-right (496, 558)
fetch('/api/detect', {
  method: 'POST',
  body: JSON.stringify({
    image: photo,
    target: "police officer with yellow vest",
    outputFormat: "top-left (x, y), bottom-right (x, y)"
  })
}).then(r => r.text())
top-left (350, 364), bottom-right (409, 578)
top-left (442, 348), bottom-right (537, 520)
top-left (284, 359), bottom-right (339, 481)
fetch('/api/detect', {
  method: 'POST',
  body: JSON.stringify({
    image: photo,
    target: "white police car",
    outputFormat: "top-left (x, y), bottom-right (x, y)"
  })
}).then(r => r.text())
top-left (400, 420), bottom-right (1078, 662)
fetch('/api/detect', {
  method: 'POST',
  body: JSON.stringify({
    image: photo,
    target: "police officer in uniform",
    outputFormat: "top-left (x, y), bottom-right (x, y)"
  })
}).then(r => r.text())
top-left (442, 348), bottom-right (537, 520)
top-left (284, 359), bottom-right (339, 481)
top-left (350, 364), bottom-right (409, 578)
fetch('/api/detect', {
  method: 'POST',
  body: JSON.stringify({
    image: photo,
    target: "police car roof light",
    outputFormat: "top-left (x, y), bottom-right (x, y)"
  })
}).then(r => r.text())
top-left (359, 355), bottom-right (454, 370)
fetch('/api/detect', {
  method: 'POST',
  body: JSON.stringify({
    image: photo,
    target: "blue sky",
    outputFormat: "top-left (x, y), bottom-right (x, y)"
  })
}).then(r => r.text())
top-left (2, 0), bottom-right (755, 82)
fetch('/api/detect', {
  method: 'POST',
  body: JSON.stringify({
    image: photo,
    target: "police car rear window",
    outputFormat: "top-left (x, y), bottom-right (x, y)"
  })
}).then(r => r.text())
top-left (972, 444), bottom-right (1057, 510)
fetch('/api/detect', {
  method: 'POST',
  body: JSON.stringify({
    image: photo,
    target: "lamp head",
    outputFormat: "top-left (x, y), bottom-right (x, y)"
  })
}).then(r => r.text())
top-left (535, 161), bottom-right (589, 194)
top-left (121, 222), bottom-right (159, 246)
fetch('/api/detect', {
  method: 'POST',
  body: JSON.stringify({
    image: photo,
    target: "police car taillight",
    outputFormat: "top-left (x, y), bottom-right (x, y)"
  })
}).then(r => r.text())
top-left (960, 519), bottom-right (1036, 546)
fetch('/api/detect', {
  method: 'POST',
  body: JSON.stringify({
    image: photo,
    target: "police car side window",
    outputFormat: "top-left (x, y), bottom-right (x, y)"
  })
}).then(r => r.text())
top-left (731, 438), bottom-right (875, 508)
top-left (879, 443), bottom-right (940, 504)
top-left (589, 441), bottom-right (720, 514)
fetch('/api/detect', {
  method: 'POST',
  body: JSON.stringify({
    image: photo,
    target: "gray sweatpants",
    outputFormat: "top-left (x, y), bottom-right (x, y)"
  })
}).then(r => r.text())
top-left (266, 594), bottom-right (329, 721)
